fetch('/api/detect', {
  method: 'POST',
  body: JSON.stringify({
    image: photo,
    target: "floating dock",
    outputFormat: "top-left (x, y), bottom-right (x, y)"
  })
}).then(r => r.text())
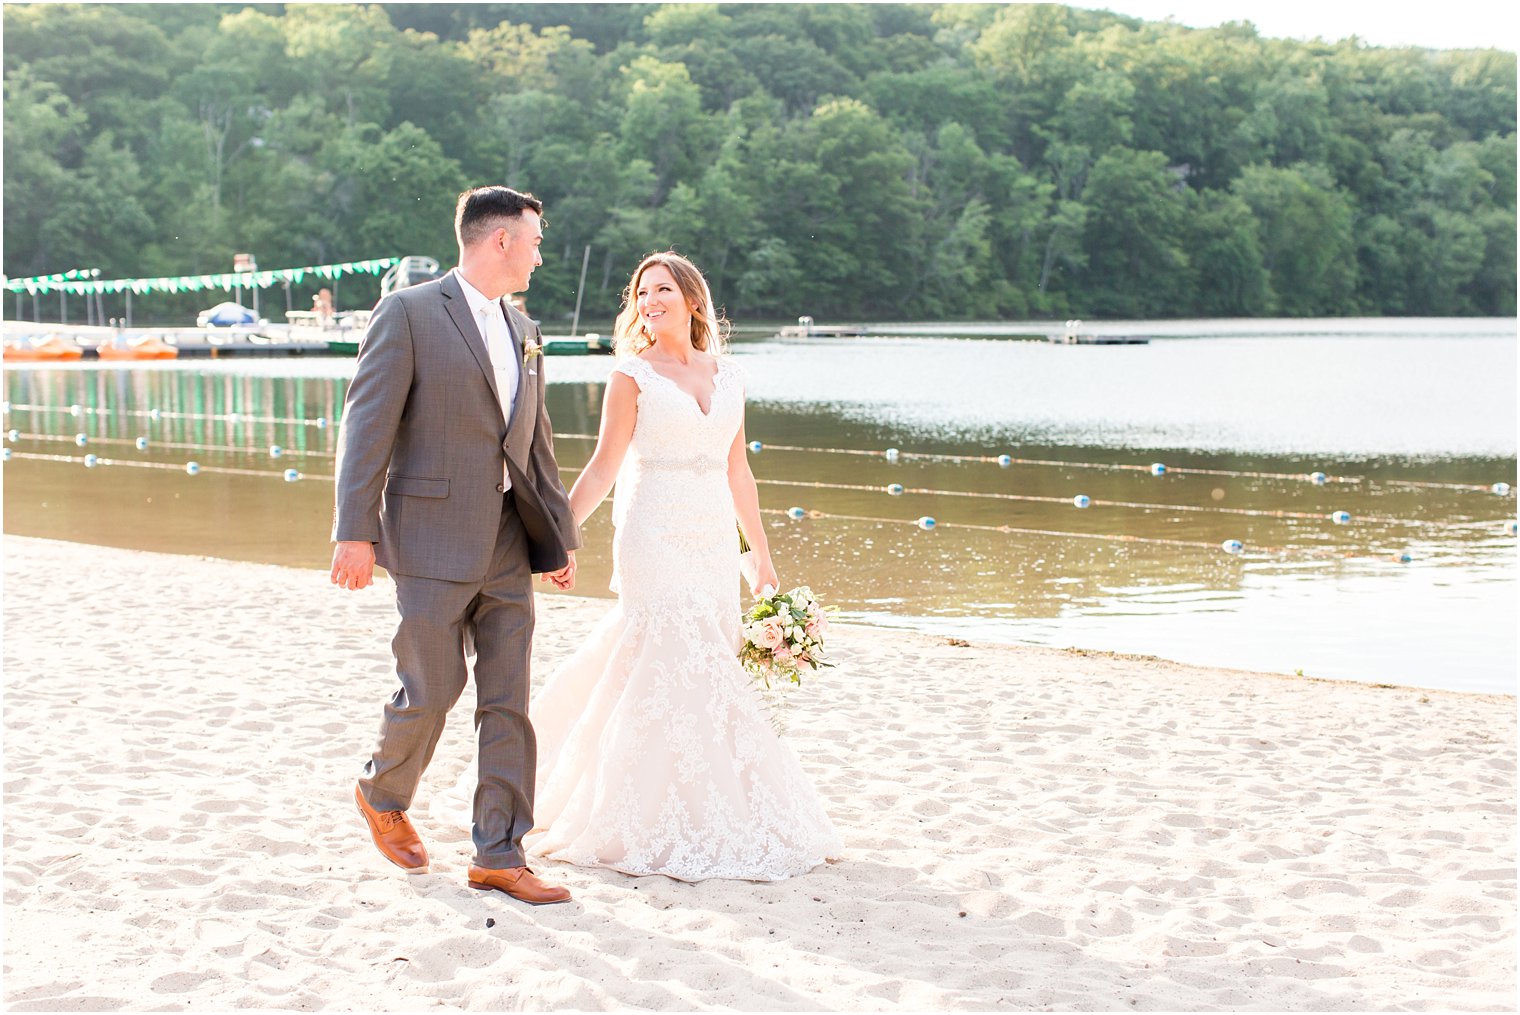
top-left (3, 322), bottom-right (351, 359)
top-left (776, 316), bottom-right (867, 339)
top-left (1045, 333), bottom-right (1151, 345)
top-left (541, 333), bottom-right (614, 355)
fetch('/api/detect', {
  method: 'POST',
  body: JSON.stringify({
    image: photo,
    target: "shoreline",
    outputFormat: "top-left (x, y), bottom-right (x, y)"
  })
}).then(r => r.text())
top-left (5, 532), bottom-right (1513, 698)
top-left (3, 535), bottom-right (1515, 1010)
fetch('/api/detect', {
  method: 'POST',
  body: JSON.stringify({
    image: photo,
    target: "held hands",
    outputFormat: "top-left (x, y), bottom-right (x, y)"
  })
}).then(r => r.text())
top-left (749, 556), bottom-right (779, 599)
top-left (331, 541), bottom-right (375, 591)
top-left (541, 549), bottom-right (576, 591)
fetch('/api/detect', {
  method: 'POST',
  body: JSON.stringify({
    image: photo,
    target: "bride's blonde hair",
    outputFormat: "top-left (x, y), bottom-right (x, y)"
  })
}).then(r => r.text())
top-left (612, 251), bottom-right (728, 358)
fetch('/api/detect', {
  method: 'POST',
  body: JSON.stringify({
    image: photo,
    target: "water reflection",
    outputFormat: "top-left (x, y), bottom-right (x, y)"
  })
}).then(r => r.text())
top-left (5, 329), bottom-right (1515, 693)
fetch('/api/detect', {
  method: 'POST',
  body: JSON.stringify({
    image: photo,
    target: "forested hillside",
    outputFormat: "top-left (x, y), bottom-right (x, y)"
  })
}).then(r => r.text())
top-left (4, 3), bottom-right (1515, 322)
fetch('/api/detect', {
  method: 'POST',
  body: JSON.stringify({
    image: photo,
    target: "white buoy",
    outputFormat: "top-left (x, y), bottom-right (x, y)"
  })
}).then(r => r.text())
top-left (315, 417), bottom-right (328, 429)
top-left (227, 412), bottom-right (240, 425)
top-left (997, 454), bottom-right (1012, 467)
top-left (787, 506), bottom-right (806, 519)
top-left (134, 436), bottom-right (149, 451)
top-left (185, 461), bottom-right (200, 475)
top-left (1072, 494), bottom-right (1091, 508)
top-left (69, 404), bottom-right (82, 417)
top-left (1331, 510), bottom-right (1351, 524)
top-left (1150, 463), bottom-right (1167, 476)
top-left (83, 454), bottom-right (99, 468)
top-left (884, 447), bottom-right (900, 462)
top-left (748, 441), bottom-right (762, 453)
top-left (73, 433), bottom-right (88, 446)
top-left (1221, 539), bottom-right (1243, 554)
top-left (886, 483), bottom-right (904, 496)
top-left (917, 516), bottom-right (936, 530)
top-left (1309, 472), bottom-right (1328, 485)
top-left (283, 469), bottom-right (301, 482)
top-left (1, 448), bottom-right (9, 462)
top-left (149, 408), bottom-right (162, 421)
top-left (1492, 482), bottom-right (1511, 496)
top-left (6, 429), bottom-right (18, 442)
top-left (269, 445), bottom-right (283, 458)
top-left (1, 401), bottom-right (9, 414)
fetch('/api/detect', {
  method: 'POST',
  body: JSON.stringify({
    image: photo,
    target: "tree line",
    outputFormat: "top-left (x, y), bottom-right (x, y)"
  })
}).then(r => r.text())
top-left (3, 2), bottom-right (1515, 324)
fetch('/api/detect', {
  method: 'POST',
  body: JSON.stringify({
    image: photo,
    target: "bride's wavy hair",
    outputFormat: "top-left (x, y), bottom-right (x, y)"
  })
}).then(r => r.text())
top-left (612, 251), bottom-right (728, 358)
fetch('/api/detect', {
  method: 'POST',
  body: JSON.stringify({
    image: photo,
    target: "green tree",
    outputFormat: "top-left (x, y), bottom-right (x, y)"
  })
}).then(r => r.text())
top-left (1182, 190), bottom-right (1274, 315)
top-left (1234, 162), bottom-right (1359, 315)
top-left (616, 57), bottom-right (714, 206)
top-left (1079, 147), bottom-right (1190, 316)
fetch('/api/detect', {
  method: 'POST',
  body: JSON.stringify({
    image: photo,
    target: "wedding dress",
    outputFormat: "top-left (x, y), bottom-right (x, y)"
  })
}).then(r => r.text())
top-left (441, 355), bottom-right (841, 881)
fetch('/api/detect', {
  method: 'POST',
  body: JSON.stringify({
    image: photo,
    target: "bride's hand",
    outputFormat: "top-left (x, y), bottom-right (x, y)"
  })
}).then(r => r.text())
top-left (750, 558), bottom-right (779, 598)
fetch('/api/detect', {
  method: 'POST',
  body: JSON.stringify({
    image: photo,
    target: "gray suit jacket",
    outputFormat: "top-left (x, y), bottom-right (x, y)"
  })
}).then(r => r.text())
top-left (332, 271), bottom-right (580, 580)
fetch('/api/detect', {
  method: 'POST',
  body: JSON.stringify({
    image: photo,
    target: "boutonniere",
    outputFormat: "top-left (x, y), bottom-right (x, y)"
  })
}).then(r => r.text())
top-left (522, 339), bottom-right (542, 363)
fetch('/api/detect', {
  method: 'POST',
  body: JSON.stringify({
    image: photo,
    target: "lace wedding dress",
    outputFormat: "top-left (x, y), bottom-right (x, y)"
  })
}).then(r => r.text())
top-left (439, 355), bottom-right (841, 881)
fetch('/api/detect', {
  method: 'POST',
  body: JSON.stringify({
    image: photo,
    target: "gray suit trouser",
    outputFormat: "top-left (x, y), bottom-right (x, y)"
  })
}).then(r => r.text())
top-left (359, 493), bottom-right (537, 869)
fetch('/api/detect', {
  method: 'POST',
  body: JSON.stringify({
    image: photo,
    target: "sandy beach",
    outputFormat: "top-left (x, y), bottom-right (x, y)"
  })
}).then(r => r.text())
top-left (2, 534), bottom-right (1514, 1011)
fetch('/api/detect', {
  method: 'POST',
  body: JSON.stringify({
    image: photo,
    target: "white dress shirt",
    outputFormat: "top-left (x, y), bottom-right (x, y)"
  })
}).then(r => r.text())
top-left (454, 269), bottom-right (519, 491)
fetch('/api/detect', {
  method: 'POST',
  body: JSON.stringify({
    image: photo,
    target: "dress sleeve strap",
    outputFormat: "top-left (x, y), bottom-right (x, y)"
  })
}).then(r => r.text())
top-left (612, 357), bottom-right (647, 387)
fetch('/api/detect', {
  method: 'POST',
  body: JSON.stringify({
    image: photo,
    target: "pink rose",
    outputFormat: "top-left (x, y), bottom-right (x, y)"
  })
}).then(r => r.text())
top-left (773, 645), bottom-right (793, 663)
top-left (805, 617), bottom-right (820, 638)
top-left (759, 617), bottom-right (784, 649)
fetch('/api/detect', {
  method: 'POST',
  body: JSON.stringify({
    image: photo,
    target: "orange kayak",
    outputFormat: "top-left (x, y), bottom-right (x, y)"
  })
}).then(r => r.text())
top-left (97, 336), bottom-right (178, 360)
top-left (3, 335), bottom-right (85, 361)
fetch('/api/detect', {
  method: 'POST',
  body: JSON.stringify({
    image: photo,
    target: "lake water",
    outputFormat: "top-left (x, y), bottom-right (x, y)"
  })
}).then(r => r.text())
top-left (4, 318), bottom-right (1515, 694)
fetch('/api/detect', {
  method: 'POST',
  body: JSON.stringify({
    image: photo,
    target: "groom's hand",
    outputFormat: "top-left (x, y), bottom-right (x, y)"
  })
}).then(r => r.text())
top-left (541, 550), bottom-right (576, 591)
top-left (331, 540), bottom-right (376, 590)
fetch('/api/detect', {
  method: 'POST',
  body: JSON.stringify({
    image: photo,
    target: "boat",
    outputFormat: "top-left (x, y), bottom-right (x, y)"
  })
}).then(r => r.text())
top-left (3, 334), bottom-right (85, 361)
top-left (97, 335), bottom-right (178, 360)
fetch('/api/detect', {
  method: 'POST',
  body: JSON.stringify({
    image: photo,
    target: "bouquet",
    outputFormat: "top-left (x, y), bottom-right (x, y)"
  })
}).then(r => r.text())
top-left (739, 585), bottom-right (834, 690)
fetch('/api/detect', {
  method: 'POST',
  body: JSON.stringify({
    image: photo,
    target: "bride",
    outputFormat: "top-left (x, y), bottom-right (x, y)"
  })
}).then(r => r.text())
top-left (444, 251), bottom-right (841, 882)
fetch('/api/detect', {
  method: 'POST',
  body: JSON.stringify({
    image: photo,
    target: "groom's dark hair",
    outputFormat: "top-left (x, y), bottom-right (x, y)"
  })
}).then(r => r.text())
top-left (455, 186), bottom-right (545, 247)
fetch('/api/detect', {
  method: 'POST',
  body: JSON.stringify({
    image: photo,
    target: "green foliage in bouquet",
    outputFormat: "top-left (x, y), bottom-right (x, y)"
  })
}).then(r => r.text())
top-left (739, 585), bottom-right (835, 689)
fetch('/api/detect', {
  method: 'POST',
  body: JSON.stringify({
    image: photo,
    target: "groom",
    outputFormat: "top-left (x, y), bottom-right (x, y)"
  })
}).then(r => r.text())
top-left (331, 185), bottom-right (579, 905)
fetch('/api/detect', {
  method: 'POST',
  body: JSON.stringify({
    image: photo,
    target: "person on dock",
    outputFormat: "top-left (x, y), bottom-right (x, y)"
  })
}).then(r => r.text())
top-left (330, 185), bottom-right (580, 906)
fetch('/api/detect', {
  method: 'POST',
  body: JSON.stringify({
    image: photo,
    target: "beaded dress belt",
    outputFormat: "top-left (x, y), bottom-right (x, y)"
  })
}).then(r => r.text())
top-left (639, 457), bottom-right (726, 472)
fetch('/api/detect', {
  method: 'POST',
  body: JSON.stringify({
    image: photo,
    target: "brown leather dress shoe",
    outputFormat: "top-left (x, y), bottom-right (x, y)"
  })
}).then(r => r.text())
top-left (467, 864), bottom-right (571, 905)
top-left (354, 784), bottom-right (429, 874)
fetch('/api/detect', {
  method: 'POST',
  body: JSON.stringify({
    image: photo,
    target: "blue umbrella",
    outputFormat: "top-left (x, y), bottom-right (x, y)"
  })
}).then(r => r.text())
top-left (201, 301), bottom-right (257, 326)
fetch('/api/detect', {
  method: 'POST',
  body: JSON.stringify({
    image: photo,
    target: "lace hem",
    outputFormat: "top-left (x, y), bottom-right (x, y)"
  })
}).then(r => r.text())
top-left (527, 603), bottom-right (842, 882)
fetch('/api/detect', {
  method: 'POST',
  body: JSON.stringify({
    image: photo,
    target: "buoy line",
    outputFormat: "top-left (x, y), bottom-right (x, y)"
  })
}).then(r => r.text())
top-left (753, 507), bottom-right (1372, 560)
top-left (747, 477), bottom-right (1471, 528)
top-left (4, 403), bottom-right (332, 428)
top-left (3, 434), bottom-right (1451, 529)
top-left (6, 404), bottom-right (1511, 493)
top-left (14, 432), bottom-right (337, 459)
top-left (5, 451), bottom-right (328, 481)
top-left (8, 453), bottom-right (1512, 558)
